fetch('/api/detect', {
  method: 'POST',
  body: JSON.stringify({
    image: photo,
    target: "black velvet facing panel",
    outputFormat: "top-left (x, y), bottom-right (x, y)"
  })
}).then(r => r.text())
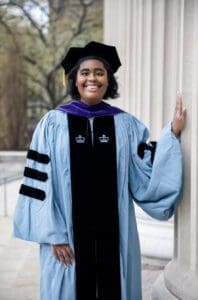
top-left (68, 114), bottom-right (121, 300)
top-left (19, 184), bottom-right (46, 201)
top-left (24, 167), bottom-right (48, 182)
top-left (27, 149), bottom-right (50, 164)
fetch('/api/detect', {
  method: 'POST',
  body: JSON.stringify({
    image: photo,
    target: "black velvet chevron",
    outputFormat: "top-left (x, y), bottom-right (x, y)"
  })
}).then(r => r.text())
top-left (19, 184), bottom-right (46, 201)
top-left (27, 149), bottom-right (50, 164)
top-left (24, 167), bottom-right (48, 182)
top-left (138, 141), bottom-right (157, 163)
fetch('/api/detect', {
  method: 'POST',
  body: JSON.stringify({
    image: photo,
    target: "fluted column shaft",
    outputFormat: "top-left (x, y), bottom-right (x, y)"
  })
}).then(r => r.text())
top-left (104, 0), bottom-right (198, 299)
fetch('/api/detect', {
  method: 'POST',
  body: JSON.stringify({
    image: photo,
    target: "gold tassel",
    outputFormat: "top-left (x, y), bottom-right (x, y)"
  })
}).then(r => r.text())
top-left (62, 70), bottom-right (67, 87)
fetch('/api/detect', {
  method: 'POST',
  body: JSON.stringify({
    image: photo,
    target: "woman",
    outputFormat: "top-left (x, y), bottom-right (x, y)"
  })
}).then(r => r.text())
top-left (13, 41), bottom-right (186, 300)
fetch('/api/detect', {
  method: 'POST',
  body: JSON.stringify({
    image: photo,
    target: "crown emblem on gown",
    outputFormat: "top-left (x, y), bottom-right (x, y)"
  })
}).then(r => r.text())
top-left (75, 135), bottom-right (86, 143)
top-left (98, 134), bottom-right (110, 143)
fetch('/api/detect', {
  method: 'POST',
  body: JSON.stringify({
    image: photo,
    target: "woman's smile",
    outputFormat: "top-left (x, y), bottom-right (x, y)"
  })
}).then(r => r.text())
top-left (84, 83), bottom-right (102, 92)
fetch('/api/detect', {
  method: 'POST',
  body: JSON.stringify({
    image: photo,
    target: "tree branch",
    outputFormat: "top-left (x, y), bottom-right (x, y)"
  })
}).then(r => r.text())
top-left (20, 70), bottom-right (45, 89)
top-left (30, 0), bottom-right (49, 17)
top-left (49, 0), bottom-right (89, 76)
top-left (0, 18), bottom-right (20, 52)
top-left (2, 0), bottom-right (48, 45)
top-left (22, 55), bottom-right (46, 77)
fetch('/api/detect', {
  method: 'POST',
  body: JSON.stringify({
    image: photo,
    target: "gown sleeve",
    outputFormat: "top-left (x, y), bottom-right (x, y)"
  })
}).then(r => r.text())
top-left (128, 115), bottom-right (183, 221)
top-left (13, 112), bottom-right (69, 244)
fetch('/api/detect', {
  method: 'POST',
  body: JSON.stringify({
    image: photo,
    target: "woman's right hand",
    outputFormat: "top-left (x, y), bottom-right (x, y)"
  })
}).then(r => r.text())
top-left (51, 244), bottom-right (75, 266)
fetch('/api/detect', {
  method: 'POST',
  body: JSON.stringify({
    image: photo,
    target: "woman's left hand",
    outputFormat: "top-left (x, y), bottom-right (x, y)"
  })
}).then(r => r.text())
top-left (171, 92), bottom-right (187, 137)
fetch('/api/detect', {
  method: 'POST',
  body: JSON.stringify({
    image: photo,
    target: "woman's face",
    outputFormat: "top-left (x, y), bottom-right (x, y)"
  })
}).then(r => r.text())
top-left (76, 59), bottom-right (108, 105)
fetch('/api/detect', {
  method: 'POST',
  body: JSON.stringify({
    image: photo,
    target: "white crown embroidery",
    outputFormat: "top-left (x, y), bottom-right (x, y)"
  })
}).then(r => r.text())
top-left (75, 135), bottom-right (86, 143)
top-left (98, 134), bottom-right (110, 143)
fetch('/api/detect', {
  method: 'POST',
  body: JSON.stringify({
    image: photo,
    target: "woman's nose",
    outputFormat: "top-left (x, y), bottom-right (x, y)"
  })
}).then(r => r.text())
top-left (87, 72), bottom-right (96, 80)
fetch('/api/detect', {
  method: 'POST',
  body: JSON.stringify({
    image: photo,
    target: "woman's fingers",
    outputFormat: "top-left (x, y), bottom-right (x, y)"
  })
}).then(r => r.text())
top-left (58, 247), bottom-right (69, 265)
top-left (51, 244), bottom-right (75, 266)
top-left (176, 91), bottom-right (182, 115)
top-left (65, 246), bottom-right (75, 262)
top-left (172, 92), bottom-right (187, 137)
top-left (62, 246), bottom-right (74, 265)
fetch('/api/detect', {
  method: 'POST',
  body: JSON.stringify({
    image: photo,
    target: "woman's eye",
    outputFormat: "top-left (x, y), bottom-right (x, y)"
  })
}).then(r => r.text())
top-left (96, 71), bottom-right (104, 76)
top-left (81, 71), bottom-right (89, 76)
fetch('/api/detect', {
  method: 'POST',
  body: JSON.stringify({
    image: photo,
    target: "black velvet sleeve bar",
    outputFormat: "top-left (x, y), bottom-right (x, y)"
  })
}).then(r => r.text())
top-left (19, 184), bottom-right (46, 201)
top-left (24, 167), bottom-right (48, 182)
top-left (27, 149), bottom-right (50, 164)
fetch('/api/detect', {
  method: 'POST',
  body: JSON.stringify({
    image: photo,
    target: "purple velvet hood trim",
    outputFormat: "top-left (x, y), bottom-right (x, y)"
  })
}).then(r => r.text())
top-left (56, 100), bottom-right (124, 117)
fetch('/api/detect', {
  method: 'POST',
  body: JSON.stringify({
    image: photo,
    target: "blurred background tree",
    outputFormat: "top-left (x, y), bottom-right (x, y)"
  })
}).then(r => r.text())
top-left (0, 0), bottom-right (103, 149)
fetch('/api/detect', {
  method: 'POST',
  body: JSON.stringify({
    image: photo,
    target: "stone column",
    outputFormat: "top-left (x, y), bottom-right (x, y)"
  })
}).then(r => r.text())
top-left (152, 0), bottom-right (198, 298)
top-left (104, 0), bottom-right (177, 259)
top-left (104, 0), bottom-right (198, 298)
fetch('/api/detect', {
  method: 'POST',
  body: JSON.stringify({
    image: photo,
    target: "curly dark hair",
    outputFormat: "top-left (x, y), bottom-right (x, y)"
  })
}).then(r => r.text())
top-left (66, 56), bottom-right (119, 100)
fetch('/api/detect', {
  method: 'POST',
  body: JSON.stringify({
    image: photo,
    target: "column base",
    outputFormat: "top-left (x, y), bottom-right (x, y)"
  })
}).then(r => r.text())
top-left (152, 260), bottom-right (198, 300)
top-left (151, 273), bottom-right (179, 300)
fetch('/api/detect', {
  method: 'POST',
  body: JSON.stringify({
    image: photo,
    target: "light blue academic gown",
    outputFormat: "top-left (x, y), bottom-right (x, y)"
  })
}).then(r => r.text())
top-left (13, 109), bottom-right (183, 300)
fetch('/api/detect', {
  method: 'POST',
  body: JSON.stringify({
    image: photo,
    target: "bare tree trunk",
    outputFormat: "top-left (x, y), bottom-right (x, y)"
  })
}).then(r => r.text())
top-left (0, 46), bottom-right (28, 150)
